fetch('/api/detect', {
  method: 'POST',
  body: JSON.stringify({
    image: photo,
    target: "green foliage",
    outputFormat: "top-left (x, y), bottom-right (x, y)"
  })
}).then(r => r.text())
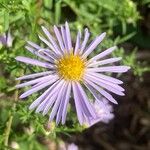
top-left (0, 0), bottom-right (149, 149)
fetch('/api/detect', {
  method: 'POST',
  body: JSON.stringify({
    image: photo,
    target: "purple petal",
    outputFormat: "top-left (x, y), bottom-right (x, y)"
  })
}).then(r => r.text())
top-left (16, 75), bottom-right (56, 88)
top-left (0, 34), bottom-right (6, 45)
top-left (90, 99), bottom-right (114, 125)
top-left (41, 93), bottom-right (57, 114)
top-left (32, 80), bottom-right (49, 88)
top-left (84, 82), bottom-right (102, 100)
top-left (74, 31), bottom-right (81, 55)
top-left (54, 25), bottom-right (65, 53)
top-left (61, 26), bottom-right (68, 51)
top-left (15, 56), bottom-right (54, 69)
top-left (62, 82), bottom-right (71, 124)
top-left (80, 28), bottom-right (90, 54)
top-left (72, 82), bottom-right (84, 124)
top-left (84, 78), bottom-right (118, 104)
top-left (68, 143), bottom-right (78, 150)
top-left (41, 26), bottom-right (62, 55)
top-left (35, 80), bottom-right (63, 113)
top-left (36, 91), bottom-right (58, 113)
top-left (74, 83), bottom-right (91, 118)
top-left (82, 32), bottom-right (106, 58)
top-left (49, 80), bottom-right (66, 121)
top-left (56, 82), bottom-right (69, 124)
top-left (65, 21), bottom-right (72, 50)
top-left (0, 31), bottom-right (13, 47)
top-left (16, 71), bottom-right (52, 80)
top-left (38, 49), bottom-right (59, 60)
top-left (42, 80), bottom-right (65, 115)
top-left (85, 74), bottom-right (124, 96)
top-left (38, 35), bottom-right (56, 52)
top-left (87, 66), bottom-right (130, 73)
top-left (25, 46), bottom-right (54, 63)
top-left (29, 86), bottom-right (53, 110)
top-left (88, 57), bottom-right (122, 67)
top-left (88, 46), bottom-right (117, 62)
top-left (84, 83), bottom-right (115, 124)
top-left (85, 71), bottom-right (123, 84)
top-left (76, 82), bottom-right (97, 118)
top-left (6, 31), bottom-right (13, 47)
top-left (20, 76), bottom-right (59, 98)
top-left (29, 80), bottom-right (61, 109)
top-left (27, 41), bottom-right (41, 49)
top-left (27, 42), bottom-right (57, 60)
top-left (85, 73), bottom-right (124, 91)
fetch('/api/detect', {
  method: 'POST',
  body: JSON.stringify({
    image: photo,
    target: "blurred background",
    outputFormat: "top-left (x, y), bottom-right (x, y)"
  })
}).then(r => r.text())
top-left (0, 0), bottom-right (150, 149)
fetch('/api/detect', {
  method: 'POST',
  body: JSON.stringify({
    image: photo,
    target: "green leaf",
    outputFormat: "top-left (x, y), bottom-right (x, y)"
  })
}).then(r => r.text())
top-left (4, 10), bottom-right (9, 31)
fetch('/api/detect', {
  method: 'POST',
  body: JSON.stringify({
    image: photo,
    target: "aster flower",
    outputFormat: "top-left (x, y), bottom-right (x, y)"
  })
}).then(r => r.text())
top-left (67, 143), bottom-right (78, 150)
top-left (84, 97), bottom-right (114, 127)
top-left (0, 30), bottom-right (13, 47)
top-left (16, 22), bottom-right (130, 125)
top-left (58, 142), bottom-right (78, 150)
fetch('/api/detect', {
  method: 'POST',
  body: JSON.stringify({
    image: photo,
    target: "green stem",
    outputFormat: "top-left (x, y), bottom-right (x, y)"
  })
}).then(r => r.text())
top-left (4, 80), bottom-right (20, 149)
top-left (4, 116), bottom-right (13, 148)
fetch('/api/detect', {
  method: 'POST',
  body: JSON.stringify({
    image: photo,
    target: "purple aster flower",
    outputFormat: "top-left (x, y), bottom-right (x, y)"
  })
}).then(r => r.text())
top-left (0, 30), bottom-right (13, 47)
top-left (16, 22), bottom-right (130, 125)
top-left (84, 97), bottom-right (114, 127)
top-left (67, 143), bottom-right (78, 150)
top-left (58, 142), bottom-right (78, 150)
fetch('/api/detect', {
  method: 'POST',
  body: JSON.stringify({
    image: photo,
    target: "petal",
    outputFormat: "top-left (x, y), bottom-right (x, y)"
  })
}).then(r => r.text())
top-left (65, 21), bottom-right (72, 50)
top-left (15, 56), bottom-right (54, 69)
top-left (29, 80), bottom-right (60, 109)
top-left (82, 32), bottom-right (106, 58)
top-left (88, 57), bottom-right (122, 67)
top-left (35, 80), bottom-right (64, 113)
top-left (16, 75), bottom-right (56, 88)
top-left (7, 31), bottom-right (13, 47)
top-left (36, 91), bottom-right (58, 113)
top-left (27, 41), bottom-right (58, 60)
top-left (88, 46), bottom-right (117, 62)
top-left (25, 46), bottom-right (54, 63)
top-left (80, 28), bottom-right (90, 54)
top-left (84, 82), bottom-right (102, 100)
top-left (0, 34), bottom-right (6, 45)
top-left (85, 73), bottom-right (124, 92)
top-left (68, 143), bottom-right (78, 150)
top-left (76, 82), bottom-right (97, 118)
top-left (56, 82), bottom-right (69, 124)
top-left (38, 35), bottom-right (56, 52)
top-left (38, 49), bottom-right (59, 60)
top-left (84, 78), bottom-right (118, 104)
top-left (87, 66), bottom-right (130, 73)
top-left (54, 25), bottom-right (65, 53)
top-left (42, 80), bottom-right (65, 115)
top-left (41, 26), bottom-right (62, 55)
top-left (20, 76), bottom-right (59, 98)
top-left (27, 41), bottom-right (41, 49)
top-left (74, 30), bottom-right (81, 55)
top-left (72, 82), bottom-right (84, 124)
top-left (16, 71), bottom-right (52, 80)
top-left (85, 74), bottom-right (125, 96)
top-left (49, 80), bottom-right (66, 121)
top-left (32, 80), bottom-right (48, 88)
top-left (29, 87), bottom-right (52, 110)
top-left (62, 82), bottom-right (71, 124)
top-left (85, 71), bottom-right (123, 84)
top-left (61, 26), bottom-right (68, 51)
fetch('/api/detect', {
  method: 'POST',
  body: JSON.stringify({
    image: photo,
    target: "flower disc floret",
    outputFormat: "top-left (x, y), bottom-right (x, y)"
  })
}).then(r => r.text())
top-left (56, 53), bottom-right (85, 81)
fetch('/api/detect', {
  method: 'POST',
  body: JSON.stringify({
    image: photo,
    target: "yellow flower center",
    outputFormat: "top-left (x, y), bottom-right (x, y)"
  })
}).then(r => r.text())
top-left (56, 53), bottom-right (85, 81)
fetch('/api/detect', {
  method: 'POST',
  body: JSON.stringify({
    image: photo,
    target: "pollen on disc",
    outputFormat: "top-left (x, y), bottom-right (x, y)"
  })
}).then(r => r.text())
top-left (56, 53), bottom-right (85, 81)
